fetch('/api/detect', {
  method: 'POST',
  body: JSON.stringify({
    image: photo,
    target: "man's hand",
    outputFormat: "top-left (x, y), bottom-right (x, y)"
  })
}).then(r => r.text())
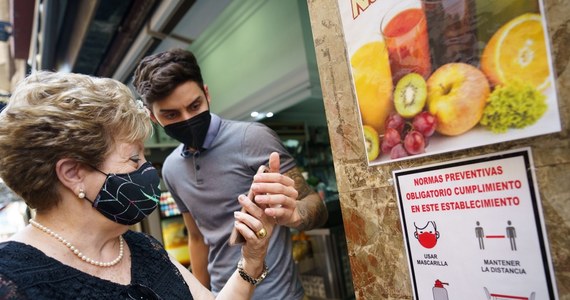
top-left (252, 152), bottom-right (328, 230)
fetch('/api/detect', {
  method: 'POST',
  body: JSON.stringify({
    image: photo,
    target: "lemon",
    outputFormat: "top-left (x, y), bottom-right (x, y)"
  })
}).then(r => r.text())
top-left (481, 13), bottom-right (550, 90)
top-left (351, 41), bottom-right (394, 134)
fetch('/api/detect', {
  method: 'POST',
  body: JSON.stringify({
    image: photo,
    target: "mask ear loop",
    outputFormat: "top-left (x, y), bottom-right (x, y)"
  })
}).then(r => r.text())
top-left (87, 164), bottom-right (110, 176)
top-left (81, 164), bottom-right (110, 207)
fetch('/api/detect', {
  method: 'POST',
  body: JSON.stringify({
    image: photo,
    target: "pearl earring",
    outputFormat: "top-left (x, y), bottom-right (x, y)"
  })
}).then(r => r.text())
top-left (78, 189), bottom-right (86, 199)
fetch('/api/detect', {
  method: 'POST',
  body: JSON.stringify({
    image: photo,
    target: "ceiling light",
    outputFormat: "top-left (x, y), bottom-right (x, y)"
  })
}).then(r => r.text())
top-left (266, 112), bottom-right (273, 118)
top-left (250, 111), bottom-right (259, 117)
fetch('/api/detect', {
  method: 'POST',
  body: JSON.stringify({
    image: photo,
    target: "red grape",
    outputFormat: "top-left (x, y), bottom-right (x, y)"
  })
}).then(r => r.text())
top-left (381, 128), bottom-right (401, 153)
top-left (385, 112), bottom-right (405, 133)
top-left (412, 111), bottom-right (437, 137)
top-left (404, 130), bottom-right (426, 155)
top-left (390, 144), bottom-right (408, 159)
top-left (381, 142), bottom-right (392, 155)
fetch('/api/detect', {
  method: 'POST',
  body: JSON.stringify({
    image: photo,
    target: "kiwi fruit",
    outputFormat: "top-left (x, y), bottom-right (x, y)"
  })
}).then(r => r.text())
top-left (363, 125), bottom-right (380, 161)
top-left (394, 73), bottom-right (427, 118)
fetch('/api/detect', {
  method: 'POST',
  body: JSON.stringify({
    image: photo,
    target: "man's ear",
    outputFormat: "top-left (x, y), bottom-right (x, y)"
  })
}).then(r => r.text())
top-left (55, 158), bottom-right (86, 195)
top-left (204, 84), bottom-right (211, 105)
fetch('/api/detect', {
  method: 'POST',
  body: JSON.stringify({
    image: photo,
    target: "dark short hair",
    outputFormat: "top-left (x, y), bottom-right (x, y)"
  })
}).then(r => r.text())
top-left (133, 48), bottom-right (204, 106)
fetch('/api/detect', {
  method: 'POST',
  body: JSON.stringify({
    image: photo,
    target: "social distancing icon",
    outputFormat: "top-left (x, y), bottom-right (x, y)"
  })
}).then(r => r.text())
top-left (474, 220), bottom-right (518, 251)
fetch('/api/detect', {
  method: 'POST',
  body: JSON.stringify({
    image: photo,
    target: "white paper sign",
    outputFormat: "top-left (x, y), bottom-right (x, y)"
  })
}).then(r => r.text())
top-left (393, 148), bottom-right (558, 299)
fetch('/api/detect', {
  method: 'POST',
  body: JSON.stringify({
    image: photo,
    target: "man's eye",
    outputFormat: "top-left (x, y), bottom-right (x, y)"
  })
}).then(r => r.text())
top-left (190, 101), bottom-right (202, 111)
top-left (163, 112), bottom-right (177, 119)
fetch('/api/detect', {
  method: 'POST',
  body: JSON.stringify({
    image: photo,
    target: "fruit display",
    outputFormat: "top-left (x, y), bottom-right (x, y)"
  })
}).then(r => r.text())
top-left (347, 2), bottom-right (556, 164)
top-left (292, 232), bottom-right (312, 263)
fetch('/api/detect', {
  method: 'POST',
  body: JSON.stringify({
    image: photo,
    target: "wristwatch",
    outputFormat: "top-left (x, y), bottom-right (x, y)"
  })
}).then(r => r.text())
top-left (237, 258), bottom-right (269, 286)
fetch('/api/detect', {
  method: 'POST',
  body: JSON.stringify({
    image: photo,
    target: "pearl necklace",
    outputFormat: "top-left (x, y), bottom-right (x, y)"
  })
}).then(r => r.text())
top-left (29, 219), bottom-right (124, 267)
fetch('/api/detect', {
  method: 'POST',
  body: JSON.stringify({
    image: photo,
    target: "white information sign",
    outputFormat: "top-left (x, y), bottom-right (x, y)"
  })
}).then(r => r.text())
top-left (393, 148), bottom-right (558, 300)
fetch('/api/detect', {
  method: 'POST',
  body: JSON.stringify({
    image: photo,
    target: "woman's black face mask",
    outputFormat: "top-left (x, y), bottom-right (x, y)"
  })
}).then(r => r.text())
top-left (163, 110), bottom-right (211, 150)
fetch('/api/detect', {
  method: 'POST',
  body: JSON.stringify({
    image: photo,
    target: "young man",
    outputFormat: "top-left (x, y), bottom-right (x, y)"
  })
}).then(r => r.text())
top-left (133, 48), bottom-right (328, 299)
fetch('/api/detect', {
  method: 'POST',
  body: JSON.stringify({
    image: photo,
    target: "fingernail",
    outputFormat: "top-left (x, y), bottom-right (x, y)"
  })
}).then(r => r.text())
top-left (234, 211), bottom-right (239, 217)
top-left (235, 221), bottom-right (239, 227)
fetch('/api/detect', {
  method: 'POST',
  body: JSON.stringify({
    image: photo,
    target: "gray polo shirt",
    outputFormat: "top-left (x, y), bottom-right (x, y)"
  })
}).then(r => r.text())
top-left (162, 114), bottom-right (304, 300)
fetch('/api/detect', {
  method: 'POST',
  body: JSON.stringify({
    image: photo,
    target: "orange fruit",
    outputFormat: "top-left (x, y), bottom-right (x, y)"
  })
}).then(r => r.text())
top-left (351, 41), bottom-right (394, 134)
top-left (481, 13), bottom-right (550, 90)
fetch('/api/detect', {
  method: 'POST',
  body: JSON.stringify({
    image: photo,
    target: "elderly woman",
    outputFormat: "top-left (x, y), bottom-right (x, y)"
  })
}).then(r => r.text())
top-left (0, 71), bottom-right (273, 299)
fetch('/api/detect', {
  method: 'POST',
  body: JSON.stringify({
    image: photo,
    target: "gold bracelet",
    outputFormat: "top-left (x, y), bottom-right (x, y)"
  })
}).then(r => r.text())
top-left (237, 258), bottom-right (268, 286)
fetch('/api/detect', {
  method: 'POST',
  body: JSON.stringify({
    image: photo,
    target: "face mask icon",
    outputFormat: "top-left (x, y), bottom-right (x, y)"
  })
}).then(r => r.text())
top-left (414, 221), bottom-right (439, 249)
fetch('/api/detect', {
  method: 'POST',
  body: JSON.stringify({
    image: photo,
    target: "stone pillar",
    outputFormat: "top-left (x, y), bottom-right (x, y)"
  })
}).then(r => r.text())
top-left (0, 0), bottom-right (14, 94)
top-left (306, 0), bottom-right (569, 298)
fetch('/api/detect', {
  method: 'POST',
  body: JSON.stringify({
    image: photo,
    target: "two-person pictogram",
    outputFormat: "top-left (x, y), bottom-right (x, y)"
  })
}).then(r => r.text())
top-left (475, 220), bottom-right (518, 251)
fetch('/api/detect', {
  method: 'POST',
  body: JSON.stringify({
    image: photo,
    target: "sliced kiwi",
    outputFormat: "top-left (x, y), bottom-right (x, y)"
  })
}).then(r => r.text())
top-left (394, 73), bottom-right (427, 118)
top-left (363, 125), bottom-right (380, 161)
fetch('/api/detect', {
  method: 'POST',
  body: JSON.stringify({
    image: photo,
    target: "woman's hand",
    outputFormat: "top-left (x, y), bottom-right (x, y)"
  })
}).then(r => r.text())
top-left (233, 192), bottom-right (274, 277)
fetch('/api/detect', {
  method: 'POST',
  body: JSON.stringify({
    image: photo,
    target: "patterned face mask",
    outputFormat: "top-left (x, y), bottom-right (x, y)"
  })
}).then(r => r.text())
top-left (84, 161), bottom-right (160, 225)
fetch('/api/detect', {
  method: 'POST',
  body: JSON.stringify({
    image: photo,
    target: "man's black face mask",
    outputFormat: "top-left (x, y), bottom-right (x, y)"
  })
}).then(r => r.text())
top-left (163, 110), bottom-right (211, 149)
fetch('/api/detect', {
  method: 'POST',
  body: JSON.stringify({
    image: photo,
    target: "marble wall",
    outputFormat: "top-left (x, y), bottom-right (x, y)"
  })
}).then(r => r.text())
top-left (306, 0), bottom-right (569, 298)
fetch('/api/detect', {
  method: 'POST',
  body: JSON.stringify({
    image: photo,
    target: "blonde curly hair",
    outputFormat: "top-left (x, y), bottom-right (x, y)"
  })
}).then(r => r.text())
top-left (0, 71), bottom-right (153, 211)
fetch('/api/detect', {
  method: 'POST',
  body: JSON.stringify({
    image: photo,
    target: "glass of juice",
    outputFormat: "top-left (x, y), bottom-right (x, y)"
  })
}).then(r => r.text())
top-left (381, 0), bottom-right (432, 84)
top-left (422, 0), bottom-right (479, 71)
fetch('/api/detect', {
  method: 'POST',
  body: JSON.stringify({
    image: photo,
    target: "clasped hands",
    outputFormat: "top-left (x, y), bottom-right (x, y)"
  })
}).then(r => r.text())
top-left (232, 152), bottom-right (300, 274)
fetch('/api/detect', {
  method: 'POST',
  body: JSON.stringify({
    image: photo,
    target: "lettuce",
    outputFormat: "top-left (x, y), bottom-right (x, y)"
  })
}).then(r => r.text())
top-left (480, 81), bottom-right (547, 133)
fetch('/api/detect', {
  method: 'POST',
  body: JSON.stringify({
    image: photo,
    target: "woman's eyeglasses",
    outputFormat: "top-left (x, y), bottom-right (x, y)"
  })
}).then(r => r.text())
top-left (123, 283), bottom-right (162, 300)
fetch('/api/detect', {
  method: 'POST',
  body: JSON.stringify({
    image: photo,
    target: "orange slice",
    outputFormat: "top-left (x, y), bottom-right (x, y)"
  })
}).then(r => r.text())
top-left (481, 13), bottom-right (550, 90)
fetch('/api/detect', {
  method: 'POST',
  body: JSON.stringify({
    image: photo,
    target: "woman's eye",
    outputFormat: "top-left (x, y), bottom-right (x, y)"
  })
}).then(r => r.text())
top-left (130, 157), bottom-right (141, 163)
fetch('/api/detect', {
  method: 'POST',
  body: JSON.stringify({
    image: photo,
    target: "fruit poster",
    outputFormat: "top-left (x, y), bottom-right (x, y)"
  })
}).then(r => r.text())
top-left (393, 148), bottom-right (558, 299)
top-left (337, 0), bottom-right (561, 165)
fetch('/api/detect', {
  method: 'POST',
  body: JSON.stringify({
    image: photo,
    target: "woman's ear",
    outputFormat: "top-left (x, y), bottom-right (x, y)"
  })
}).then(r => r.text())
top-left (55, 158), bottom-right (85, 194)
